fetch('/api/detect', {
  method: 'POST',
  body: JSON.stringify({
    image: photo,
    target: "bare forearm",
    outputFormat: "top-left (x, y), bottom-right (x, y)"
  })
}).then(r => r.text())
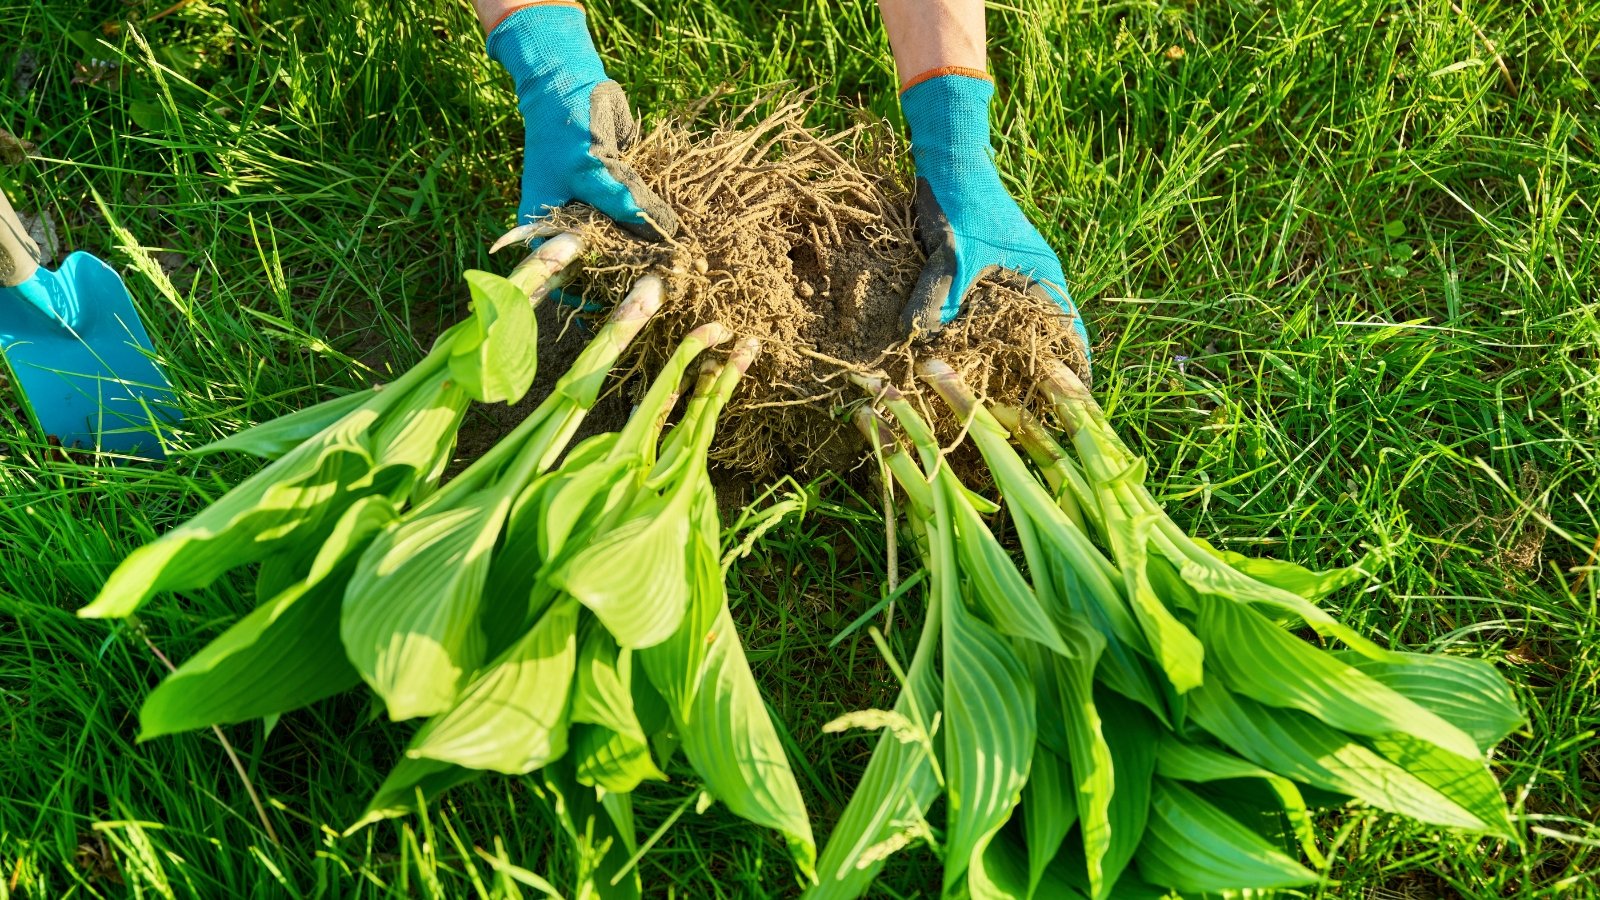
top-left (876, 0), bottom-right (987, 88)
top-left (474, 0), bottom-right (580, 33)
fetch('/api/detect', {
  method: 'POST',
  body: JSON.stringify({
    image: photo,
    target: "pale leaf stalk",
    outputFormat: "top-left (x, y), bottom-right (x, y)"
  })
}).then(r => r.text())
top-left (678, 339), bottom-right (759, 475)
top-left (851, 406), bottom-right (933, 514)
top-left (423, 275), bottom-right (665, 510)
top-left (848, 372), bottom-right (942, 473)
top-left (651, 339), bottom-right (758, 486)
top-left (989, 403), bottom-right (1098, 537)
top-left (503, 232), bottom-right (585, 302)
top-left (609, 322), bottom-right (731, 467)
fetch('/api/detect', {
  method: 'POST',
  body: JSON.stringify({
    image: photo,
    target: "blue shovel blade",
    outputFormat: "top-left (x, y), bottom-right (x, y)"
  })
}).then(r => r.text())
top-left (0, 251), bottom-right (181, 458)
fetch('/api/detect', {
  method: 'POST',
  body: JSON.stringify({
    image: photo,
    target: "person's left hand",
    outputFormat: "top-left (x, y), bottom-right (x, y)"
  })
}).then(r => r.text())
top-left (897, 72), bottom-right (1090, 366)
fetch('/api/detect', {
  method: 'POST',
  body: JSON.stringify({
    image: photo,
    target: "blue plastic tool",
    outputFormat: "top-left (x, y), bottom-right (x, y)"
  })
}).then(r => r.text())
top-left (1, 187), bottom-right (180, 458)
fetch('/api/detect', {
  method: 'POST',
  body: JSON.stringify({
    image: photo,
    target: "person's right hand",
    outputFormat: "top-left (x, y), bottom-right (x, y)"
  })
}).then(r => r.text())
top-left (486, 2), bottom-right (677, 239)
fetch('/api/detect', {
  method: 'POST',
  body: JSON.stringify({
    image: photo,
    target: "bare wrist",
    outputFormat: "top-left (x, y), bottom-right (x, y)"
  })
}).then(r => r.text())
top-left (474, 0), bottom-right (582, 34)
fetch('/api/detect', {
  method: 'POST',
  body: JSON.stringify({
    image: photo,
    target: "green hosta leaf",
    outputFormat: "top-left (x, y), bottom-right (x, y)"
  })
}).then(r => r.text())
top-left (573, 627), bottom-right (647, 742)
top-left (538, 455), bottom-right (636, 564)
top-left (139, 496), bottom-right (395, 738)
top-left (479, 473), bottom-right (564, 648)
top-left (365, 372), bottom-right (468, 492)
top-left (1041, 843), bottom-right (1167, 900)
top-left (1333, 650), bottom-right (1524, 752)
top-left (1022, 744), bottom-right (1077, 898)
top-left (1026, 515), bottom-right (1170, 725)
top-left (1194, 602), bottom-right (1516, 837)
top-left (1194, 593), bottom-right (1483, 761)
top-left (942, 588), bottom-right (1034, 896)
top-left (970, 828), bottom-right (1030, 900)
top-left (1363, 729), bottom-right (1516, 838)
top-left (408, 599), bottom-right (579, 773)
top-left (343, 490), bottom-right (512, 720)
top-left (631, 666), bottom-right (671, 741)
top-left (548, 483), bottom-right (692, 649)
top-left (187, 325), bottom-right (463, 462)
top-left (573, 724), bottom-right (667, 793)
top-left (946, 484), bottom-right (1069, 657)
top-left (256, 549), bottom-right (307, 601)
top-left (959, 410), bottom-right (1156, 720)
top-left (1155, 737), bottom-right (1324, 866)
top-left (1099, 490), bottom-right (1204, 694)
top-left (1189, 776), bottom-right (1304, 862)
top-left (1020, 644), bottom-right (1066, 759)
top-left (558, 431), bottom-right (622, 470)
top-left (480, 435), bottom-right (622, 619)
top-left (1048, 618), bottom-right (1115, 899)
top-left (682, 603), bottom-right (816, 875)
top-left (637, 499), bottom-right (723, 722)
top-left (1167, 522), bottom-right (1402, 663)
top-left (140, 574), bottom-right (352, 738)
top-left (347, 757), bottom-right (483, 833)
top-left (82, 409), bottom-right (380, 618)
top-left (1096, 688), bottom-right (1156, 899)
top-left (1187, 678), bottom-right (1494, 831)
top-left (188, 388), bottom-right (376, 459)
top-left (449, 269), bottom-right (538, 404)
top-left (1137, 778), bottom-right (1316, 892)
top-left (1191, 537), bottom-right (1386, 602)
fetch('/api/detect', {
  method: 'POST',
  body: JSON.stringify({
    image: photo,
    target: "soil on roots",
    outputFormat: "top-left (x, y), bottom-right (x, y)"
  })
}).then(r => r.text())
top-left (534, 95), bottom-right (1089, 481)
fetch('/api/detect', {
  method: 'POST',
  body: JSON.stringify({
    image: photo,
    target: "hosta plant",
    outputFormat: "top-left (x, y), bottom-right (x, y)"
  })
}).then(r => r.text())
top-left (808, 363), bottom-right (1521, 900)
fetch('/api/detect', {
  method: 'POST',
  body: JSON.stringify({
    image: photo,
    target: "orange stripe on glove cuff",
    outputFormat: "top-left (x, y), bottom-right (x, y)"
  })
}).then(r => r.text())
top-left (899, 65), bottom-right (993, 94)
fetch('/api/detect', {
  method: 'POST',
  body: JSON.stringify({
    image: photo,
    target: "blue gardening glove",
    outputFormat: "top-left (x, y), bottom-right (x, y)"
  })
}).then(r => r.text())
top-left (899, 72), bottom-right (1089, 362)
top-left (486, 3), bottom-right (676, 238)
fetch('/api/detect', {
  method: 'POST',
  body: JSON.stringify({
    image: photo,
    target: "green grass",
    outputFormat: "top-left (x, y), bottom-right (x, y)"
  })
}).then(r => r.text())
top-left (2, 0), bottom-right (1597, 896)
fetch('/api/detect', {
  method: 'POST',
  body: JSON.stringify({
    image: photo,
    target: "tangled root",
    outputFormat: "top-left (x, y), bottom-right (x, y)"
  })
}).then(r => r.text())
top-left (539, 93), bottom-right (1089, 480)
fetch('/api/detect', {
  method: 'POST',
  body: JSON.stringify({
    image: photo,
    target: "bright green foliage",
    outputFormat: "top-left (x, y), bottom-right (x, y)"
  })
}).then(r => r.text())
top-left (551, 488), bottom-right (694, 648)
top-left (639, 354), bottom-right (817, 875)
top-left (79, 314), bottom-right (495, 620)
top-left (807, 487), bottom-right (944, 899)
top-left (188, 386), bottom-right (377, 460)
top-left (1334, 651), bottom-right (1526, 753)
top-left (1138, 779), bottom-right (1315, 891)
top-left (77, 262), bottom-right (814, 889)
top-left (1049, 621), bottom-right (1114, 896)
top-left (343, 498), bottom-right (503, 718)
top-left (1019, 743), bottom-right (1075, 896)
top-left (356, 336), bottom-right (814, 880)
top-left (812, 365), bottom-right (1523, 898)
top-left (1154, 738), bottom-right (1325, 866)
top-left (572, 628), bottom-right (668, 792)
top-left (938, 578), bottom-right (1034, 896)
top-left (448, 270), bottom-right (539, 405)
top-left (81, 409), bottom-right (379, 617)
top-left (135, 494), bottom-right (394, 738)
top-left (406, 598), bottom-right (579, 773)
top-left (340, 287), bottom-right (653, 721)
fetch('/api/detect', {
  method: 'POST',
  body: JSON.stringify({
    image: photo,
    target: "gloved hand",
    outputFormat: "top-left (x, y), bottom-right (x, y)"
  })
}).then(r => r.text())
top-left (486, 3), bottom-right (677, 238)
top-left (898, 71), bottom-right (1089, 363)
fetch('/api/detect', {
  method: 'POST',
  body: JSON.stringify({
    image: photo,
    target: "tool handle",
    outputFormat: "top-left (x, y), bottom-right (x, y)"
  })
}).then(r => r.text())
top-left (1, 188), bottom-right (42, 288)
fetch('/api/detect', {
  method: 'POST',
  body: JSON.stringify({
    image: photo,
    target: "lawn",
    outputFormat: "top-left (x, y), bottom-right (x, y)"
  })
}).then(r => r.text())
top-left (2, 0), bottom-right (1597, 897)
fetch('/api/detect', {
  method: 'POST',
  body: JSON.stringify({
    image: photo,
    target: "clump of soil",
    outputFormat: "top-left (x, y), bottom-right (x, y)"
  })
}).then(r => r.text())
top-left (535, 94), bottom-right (1088, 479)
